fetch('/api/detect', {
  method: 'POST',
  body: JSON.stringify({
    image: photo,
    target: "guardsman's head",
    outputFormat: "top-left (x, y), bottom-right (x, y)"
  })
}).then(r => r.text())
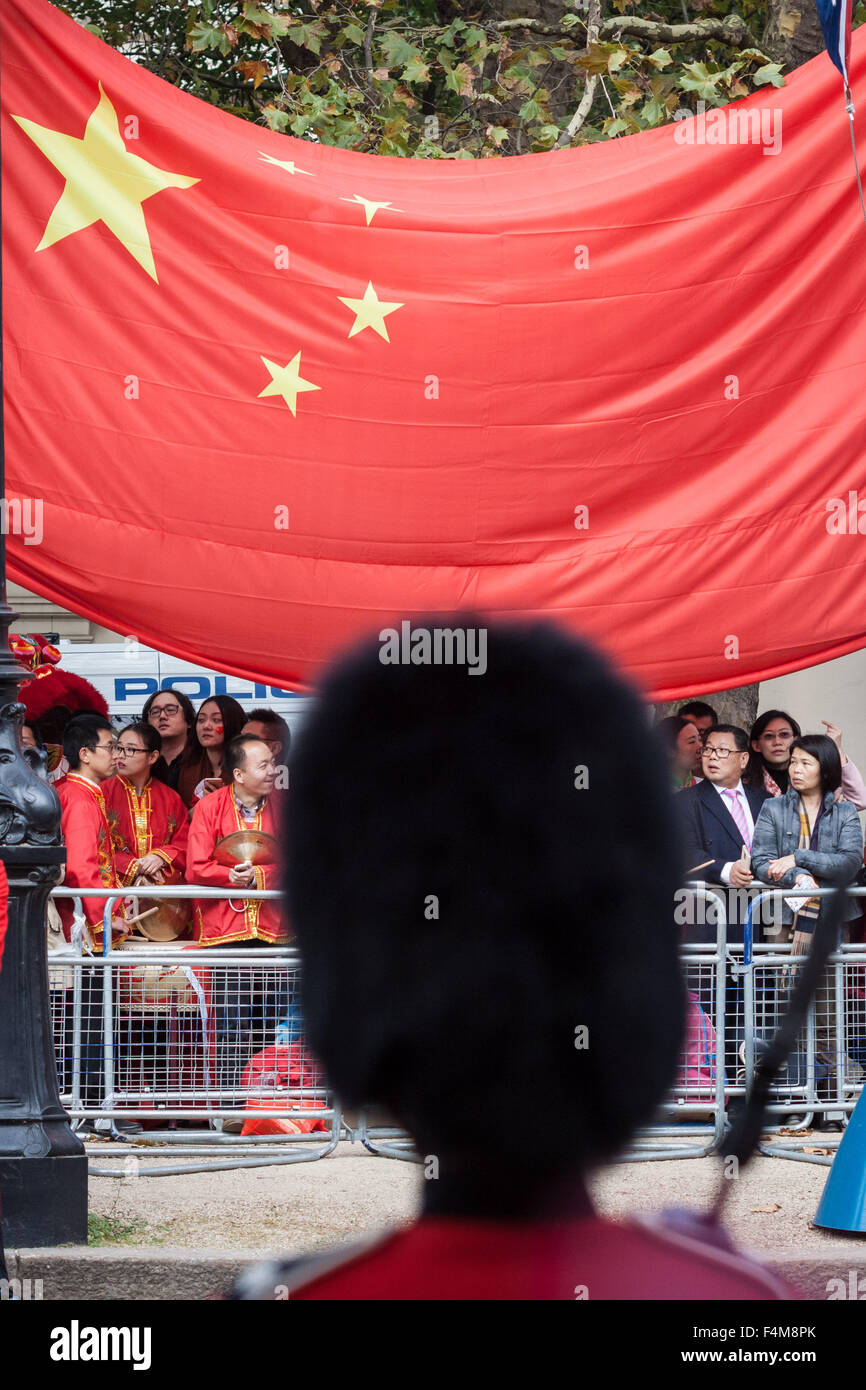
top-left (286, 616), bottom-right (686, 1185)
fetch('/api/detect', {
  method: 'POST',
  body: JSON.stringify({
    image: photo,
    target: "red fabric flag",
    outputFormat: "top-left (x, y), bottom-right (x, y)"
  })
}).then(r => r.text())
top-left (2, 0), bottom-right (866, 697)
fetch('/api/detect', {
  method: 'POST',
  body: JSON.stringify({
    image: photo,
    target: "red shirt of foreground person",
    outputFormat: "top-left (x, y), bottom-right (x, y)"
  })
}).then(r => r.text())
top-left (256, 1201), bottom-right (790, 1300)
top-left (240, 617), bottom-right (795, 1301)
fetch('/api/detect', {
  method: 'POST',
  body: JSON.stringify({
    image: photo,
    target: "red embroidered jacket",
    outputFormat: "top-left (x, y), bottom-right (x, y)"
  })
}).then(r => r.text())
top-left (102, 773), bottom-right (189, 885)
top-left (57, 773), bottom-right (122, 945)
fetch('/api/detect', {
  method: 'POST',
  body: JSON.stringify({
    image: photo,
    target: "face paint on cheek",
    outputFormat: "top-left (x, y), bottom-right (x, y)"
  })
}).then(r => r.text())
top-left (214, 725), bottom-right (224, 736)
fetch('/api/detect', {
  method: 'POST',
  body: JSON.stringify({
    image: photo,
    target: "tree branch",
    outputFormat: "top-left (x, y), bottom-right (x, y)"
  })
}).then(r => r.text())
top-left (364, 8), bottom-right (377, 93)
top-left (556, 0), bottom-right (601, 148)
top-left (497, 13), bottom-right (756, 49)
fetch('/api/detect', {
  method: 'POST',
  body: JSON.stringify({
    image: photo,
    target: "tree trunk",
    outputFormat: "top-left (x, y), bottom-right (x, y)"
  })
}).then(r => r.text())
top-left (654, 686), bottom-right (760, 733)
top-left (762, 0), bottom-right (828, 70)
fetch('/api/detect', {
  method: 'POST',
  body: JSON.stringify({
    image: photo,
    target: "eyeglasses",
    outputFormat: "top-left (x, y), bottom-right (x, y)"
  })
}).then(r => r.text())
top-left (96, 740), bottom-right (118, 752)
top-left (702, 747), bottom-right (740, 759)
top-left (116, 744), bottom-right (148, 757)
top-left (149, 703), bottom-right (180, 718)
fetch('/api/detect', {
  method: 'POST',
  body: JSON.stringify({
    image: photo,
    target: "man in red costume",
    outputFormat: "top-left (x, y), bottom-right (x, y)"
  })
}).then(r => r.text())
top-left (57, 714), bottom-right (139, 1131)
top-left (57, 714), bottom-right (126, 949)
top-left (103, 721), bottom-right (188, 887)
top-left (187, 735), bottom-right (289, 1109)
top-left (187, 735), bottom-right (285, 948)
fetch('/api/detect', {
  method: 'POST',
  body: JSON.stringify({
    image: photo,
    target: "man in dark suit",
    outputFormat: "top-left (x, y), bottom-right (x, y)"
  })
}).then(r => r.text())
top-left (678, 724), bottom-right (771, 1088)
top-left (678, 723), bottom-right (770, 942)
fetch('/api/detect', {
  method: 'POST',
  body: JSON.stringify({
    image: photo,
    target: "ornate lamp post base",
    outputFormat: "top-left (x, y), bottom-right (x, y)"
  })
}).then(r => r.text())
top-left (0, 845), bottom-right (86, 1246)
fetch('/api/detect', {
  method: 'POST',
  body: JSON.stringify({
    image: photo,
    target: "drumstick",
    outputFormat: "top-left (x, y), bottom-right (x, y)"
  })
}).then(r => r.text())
top-left (123, 906), bottom-right (160, 928)
top-left (684, 859), bottom-right (714, 876)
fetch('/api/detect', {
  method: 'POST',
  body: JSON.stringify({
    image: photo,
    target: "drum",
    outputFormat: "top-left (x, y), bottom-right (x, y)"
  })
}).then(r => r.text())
top-left (115, 939), bottom-right (200, 1013)
top-left (125, 878), bottom-right (191, 941)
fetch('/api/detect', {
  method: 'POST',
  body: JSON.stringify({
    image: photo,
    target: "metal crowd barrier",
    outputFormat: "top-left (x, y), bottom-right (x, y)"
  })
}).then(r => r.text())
top-left (47, 884), bottom-right (866, 1174)
top-left (48, 887), bottom-right (340, 1175)
top-left (733, 886), bottom-right (866, 1166)
top-left (358, 884), bottom-right (866, 1167)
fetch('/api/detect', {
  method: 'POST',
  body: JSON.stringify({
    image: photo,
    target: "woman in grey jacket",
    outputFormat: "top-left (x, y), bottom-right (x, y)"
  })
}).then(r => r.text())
top-left (751, 734), bottom-right (863, 1095)
top-left (751, 735), bottom-right (863, 937)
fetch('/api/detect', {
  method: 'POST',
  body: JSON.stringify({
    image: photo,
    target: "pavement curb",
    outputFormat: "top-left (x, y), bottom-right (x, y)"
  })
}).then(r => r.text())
top-left (7, 1243), bottom-right (866, 1300)
top-left (6, 1247), bottom-right (281, 1301)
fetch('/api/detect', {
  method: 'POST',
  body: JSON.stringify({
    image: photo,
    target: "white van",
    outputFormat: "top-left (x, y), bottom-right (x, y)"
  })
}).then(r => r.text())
top-left (55, 641), bottom-right (313, 740)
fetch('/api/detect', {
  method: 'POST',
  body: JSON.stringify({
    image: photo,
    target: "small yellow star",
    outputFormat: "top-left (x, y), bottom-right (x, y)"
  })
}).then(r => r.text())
top-left (12, 83), bottom-right (199, 283)
top-left (339, 194), bottom-right (402, 226)
top-left (258, 152), bottom-right (315, 177)
top-left (258, 352), bottom-right (321, 417)
top-left (338, 281), bottom-right (404, 342)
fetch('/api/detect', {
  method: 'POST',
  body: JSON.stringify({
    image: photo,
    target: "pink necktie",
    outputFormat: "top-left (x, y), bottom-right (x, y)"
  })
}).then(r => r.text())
top-left (722, 788), bottom-right (751, 851)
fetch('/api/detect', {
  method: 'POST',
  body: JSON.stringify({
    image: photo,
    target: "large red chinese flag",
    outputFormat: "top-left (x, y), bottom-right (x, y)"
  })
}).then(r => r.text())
top-left (2, 0), bottom-right (866, 697)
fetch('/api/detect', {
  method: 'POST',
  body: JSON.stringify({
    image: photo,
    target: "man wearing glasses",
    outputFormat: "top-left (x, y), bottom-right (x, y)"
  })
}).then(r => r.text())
top-left (103, 721), bottom-right (189, 888)
top-left (56, 713), bottom-right (141, 1132)
top-left (56, 714), bottom-right (128, 950)
top-left (678, 726), bottom-right (774, 1090)
top-left (678, 724), bottom-right (770, 914)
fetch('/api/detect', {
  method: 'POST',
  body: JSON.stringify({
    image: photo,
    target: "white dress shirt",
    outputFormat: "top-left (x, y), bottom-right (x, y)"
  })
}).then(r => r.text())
top-left (712, 779), bottom-right (755, 884)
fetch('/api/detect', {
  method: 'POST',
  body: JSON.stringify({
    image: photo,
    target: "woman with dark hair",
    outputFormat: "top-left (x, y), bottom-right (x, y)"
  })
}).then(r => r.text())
top-left (176, 694), bottom-right (246, 810)
top-left (752, 734), bottom-right (863, 946)
top-left (143, 689), bottom-right (196, 791)
top-left (752, 735), bottom-right (864, 1094)
top-left (655, 714), bottom-right (702, 790)
top-left (747, 710), bottom-right (866, 809)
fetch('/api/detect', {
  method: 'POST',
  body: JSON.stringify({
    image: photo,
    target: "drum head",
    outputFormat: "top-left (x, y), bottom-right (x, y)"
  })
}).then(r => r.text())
top-left (127, 880), bottom-right (189, 941)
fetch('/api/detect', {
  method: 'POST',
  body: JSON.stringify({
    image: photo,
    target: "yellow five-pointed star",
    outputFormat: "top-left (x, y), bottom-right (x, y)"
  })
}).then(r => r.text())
top-left (258, 352), bottom-right (321, 417)
top-left (339, 194), bottom-right (402, 226)
top-left (338, 281), bottom-right (404, 343)
top-left (12, 83), bottom-right (199, 283)
top-left (258, 152), bottom-right (315, 177)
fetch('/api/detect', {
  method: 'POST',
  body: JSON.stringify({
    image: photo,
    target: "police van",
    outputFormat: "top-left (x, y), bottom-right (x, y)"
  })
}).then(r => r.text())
top-left (56, 641), bottom-right (313, 740)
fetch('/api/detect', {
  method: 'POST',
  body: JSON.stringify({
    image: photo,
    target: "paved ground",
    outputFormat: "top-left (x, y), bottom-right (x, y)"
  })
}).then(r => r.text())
top-left (84, 1139), bottom-right (859, 1261)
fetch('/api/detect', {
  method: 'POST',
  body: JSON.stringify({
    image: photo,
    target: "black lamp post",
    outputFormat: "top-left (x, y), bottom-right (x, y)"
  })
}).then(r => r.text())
top-left (0, 126), bottom-right (86, 1245)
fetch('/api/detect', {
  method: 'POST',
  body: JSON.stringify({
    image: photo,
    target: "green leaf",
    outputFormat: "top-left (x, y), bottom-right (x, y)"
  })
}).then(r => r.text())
top-left (341, 22), bottom-right (366, 46)
top-left (678, 61), bottom-right (725, 104)
top-left (262, 106), bottom-right (290, 132)
top-left (647, 48), bottom-right (673, 70)
top-left (187, 21), bottom-right (231, 56)
top-left (402, 55), bottom-right (431, 84)
top-left (380, 31), bottom-right (420, 69)
top-left (640, 96), bottom-right (667, 126)
top-left (753, 62), bottom-right (786, 88)
top-left (444, 62), bottom-right (475, 97)
top-left (518, 97), bottom-right (541, 122)
top-left (440, 17), bottom-right (468, 47)
top-left (293, 22), bottom-right (324, 56)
